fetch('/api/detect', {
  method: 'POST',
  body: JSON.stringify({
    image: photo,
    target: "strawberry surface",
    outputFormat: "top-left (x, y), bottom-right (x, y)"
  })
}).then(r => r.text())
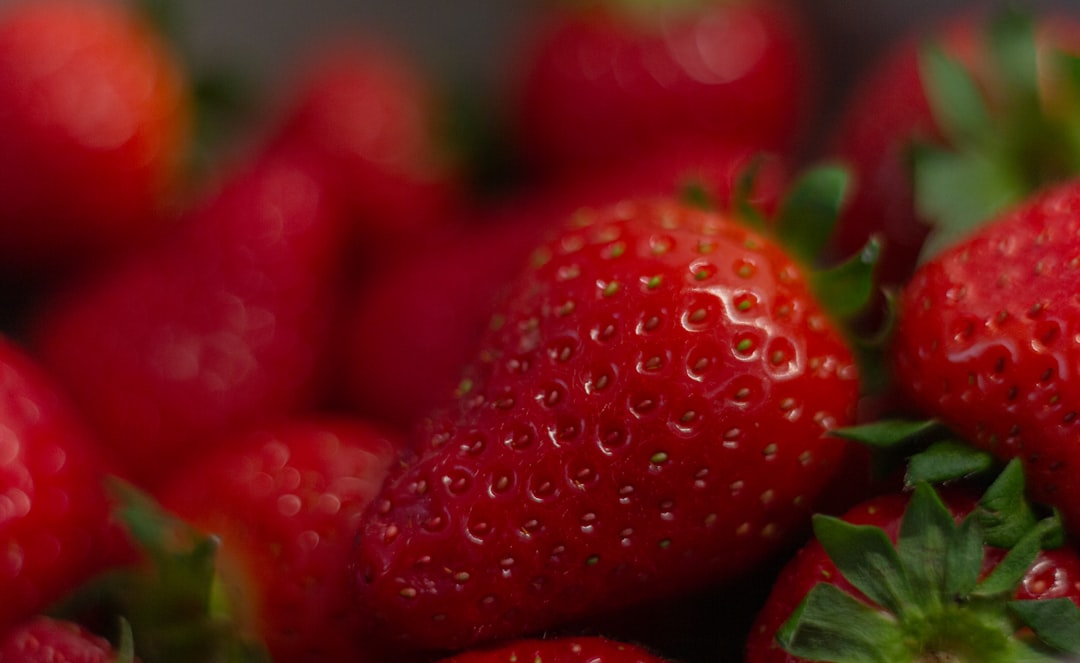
top-left (436, 636), bottom-right (670, 662)
top-left (509, 0), bottom-right (815, 180)
top-left (29, 147), bottom-right (349, 489)
top-left (0, 0), bottom-right (190, 275)
top-left (0, 616), bottom-right (134, 663)
top-left (0, 336), bottom-right (131, 636)
top-left (354, 197), bottom-right (861, 651)
top-left (157, 418), bottom-right (400, 662)
top-left (892, 177), bottom-right (1080, 536)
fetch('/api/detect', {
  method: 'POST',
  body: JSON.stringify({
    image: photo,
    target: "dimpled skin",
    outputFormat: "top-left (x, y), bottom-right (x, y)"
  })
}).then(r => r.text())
top-left (0, 617), bottom-right (131, 663)
top-left (0, 337), bottom-right (130, 635)
top-left (159, 419), bottom-right (399, 663)
top-left (893, 181), bottom-right (1080, 534)
top-left (0, 0), bottom-right (189, 268)
top-left (437, 636), bottom-right (670, 663)
top-left (355, 199), bottom-right (860, 651)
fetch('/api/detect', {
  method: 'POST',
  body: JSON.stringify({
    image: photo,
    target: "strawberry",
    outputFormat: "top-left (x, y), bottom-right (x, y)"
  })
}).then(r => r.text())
top-left (826, 7), bottom-right (1080, 287)
top-left (335, 145), bottom-right (786, 431)
top-left (150, 418), bottom-right (401, 662)
top-left (28, 146), bottom-right (350, 489)
top-left (0, 616), bottom-right (135, 663)
top-left (264, 37), bottom-right (461, 264)
top-left (435, 636), bottom-right (669, 662)
top-left (0, 335), bottom-right (131, 636)
top-left (891, 176), bottom-right (1080, 537)
top-left (508, 0), bottom-right (816, 181)
top-left (745, 463), bottom-right (1080, 662)
top-left (353, 169), bottom-right (877, 651)
top-left (0, 0), bottom-right (190, 275)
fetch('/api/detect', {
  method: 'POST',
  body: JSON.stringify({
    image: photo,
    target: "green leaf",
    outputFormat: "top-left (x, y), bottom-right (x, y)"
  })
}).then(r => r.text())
top-left (914, 146), bottom-right (1024, 262)
top-left (813, 514), bottom-right (914, 616)
top-left (776, 583), bottom-right (902, 663)
top-left (918, 42), bottom-right (993, 147)
top-left (987, 6), bottom-right (1039, 104)
top-left (905, 440), bottom-right (996, 486)
top-left (774, 165), bottom-right (849, 265)
top-left (829, 419), bottom-right (943, 449)
top-left (945, 516), bottom-right (986, 598)
top-left (1009, 598), bottom-right (1080, 655)
top-left (976, 459), bottom-right (1038, 549)
top-left (809, 235), bottom-right (880, 321)
top-left (974, 516), bottom-right (1059, 598)
top-left (897, 483), bottom-right (958, 608)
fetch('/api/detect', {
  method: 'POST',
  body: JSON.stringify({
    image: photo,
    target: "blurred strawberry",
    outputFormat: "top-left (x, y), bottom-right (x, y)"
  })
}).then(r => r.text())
top-left (0, 616), bottom-right (136, 663)
top-left (28, 147), bottom-right (350, 490)
top-left (509, 0), bottom-right (816, 181)
top-left (826, 7), bottom-right (1080, 288)
top-left (0, 0), bottom-right (191, 276)
top-left (0, 335), bottom-right (131, 636)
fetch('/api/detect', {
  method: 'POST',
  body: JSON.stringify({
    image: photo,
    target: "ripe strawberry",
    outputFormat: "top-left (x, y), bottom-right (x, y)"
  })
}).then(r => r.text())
top-left (152, 418), bottom-right (401, 662)
top-left (264, 37), bottom-right (461, 263)
top-left (826, 7), bottom-right (1080, 287)
top-left (745, 465), bottom-right (1080, 662)
top-left (509, 0), bottom-right (816, 181)
top-left (0, 0), bottom-right (190, 274)
top-left (436, 636), bottom-right (669, 662)
top-left (0, 335), bottom-right (131, 635)
top-left (28, 146), bottom-right (349, 489)
top-left (354, 175), bottom-right (874, 651)
top-left (0, 616), bottom-right (135, 663)
top-left (336, 146), bottom-right (786, 431)
top-left (891, 176), bottom-right (1080, 537)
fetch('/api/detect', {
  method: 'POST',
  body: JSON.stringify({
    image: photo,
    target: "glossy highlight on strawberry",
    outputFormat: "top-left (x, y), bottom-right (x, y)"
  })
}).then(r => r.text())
top-left (354, 198), bottom-right (861, 651)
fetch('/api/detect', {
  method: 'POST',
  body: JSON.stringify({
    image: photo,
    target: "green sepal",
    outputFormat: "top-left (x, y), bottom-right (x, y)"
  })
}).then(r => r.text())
top-left (897, 483), bottom-right (968, 608)
top-left (905, 440), bottom-right (996, 486)
top-left (974, 458), bottom-right (1040, 549)
top-left (919, 41), bottom-right (993, 148)
top-left (987, 6), bottom-right (1040, 103)
top-left (774, 165), bottom-right (849, 266)
top-left (945, 516), bottom-right (986, 598)
top-left (775, 582), bottom-right (903, 663)
top-left (810, 235), bottom-right (881, 321)
top-left (812, 514), bottom-right (914, 616)
top-left (117, 618), bottom-right (136, 663)
top-left (1008, 599), bottom-right (1080, 655)
top-left (730, 155), bottom-right (769, 231)
top-left (913, 145), bottom-right (1025, 263)
top-left (830, 418), bottom-right (943, 449)
top-left (679, 180), bottom-right (718, 212)
top-left (974, 516), bottom-right (1062, 598)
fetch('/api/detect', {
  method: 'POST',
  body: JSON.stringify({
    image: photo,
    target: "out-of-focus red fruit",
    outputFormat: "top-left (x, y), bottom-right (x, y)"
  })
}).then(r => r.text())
top-left (0, 0), bottom-right (190, 275)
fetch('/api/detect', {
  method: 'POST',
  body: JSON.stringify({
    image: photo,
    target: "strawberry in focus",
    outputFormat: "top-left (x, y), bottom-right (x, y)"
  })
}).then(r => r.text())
top-left (745, 465), bottom-right (1080, 662)
top-left (436, 636), bottom-right (670, 662)
top-left (891, 176), bottom-right (1080, 537)
top-left (0, 0), bottom-right (191, 276)
top-left (354, 183), bottom-right (870, 651)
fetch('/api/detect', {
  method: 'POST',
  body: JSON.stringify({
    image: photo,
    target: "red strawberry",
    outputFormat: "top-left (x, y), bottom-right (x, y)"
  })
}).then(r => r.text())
top-left (436, 636), bottom-right (670, 662)
top-left (745, 465), bottom-right (1080, 662)
top-left (354, 178), bottom-right (872, 651)
top-left (265, 37), bottom-right (461, 263)
top-left (152, 418), bottom-right (401, 662)
top-left (0, 0), bottom-right (190, 275)
top-left (336, 145), bottom-right (785, 431)
top-left (28, 147), bottom-right (349, 489)
top-left (509, 0), bottom-right (816, 181)
top-left (0, 616), bottom-right (135, 663)
top-left (891, 176), bottom-right (1080, 537)
top-left (827, 7), bottom-right (1080, 287)
top-left (0, 335), bottom-right (131, 635)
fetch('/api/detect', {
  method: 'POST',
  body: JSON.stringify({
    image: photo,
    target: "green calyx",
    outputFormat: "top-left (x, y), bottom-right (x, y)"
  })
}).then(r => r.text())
top-left (776, 463), bottom-right (1080, 662)
top-left (915, 6), bottom-right (1080, 262)
top-left (48, 479), bottom-right (271, 663)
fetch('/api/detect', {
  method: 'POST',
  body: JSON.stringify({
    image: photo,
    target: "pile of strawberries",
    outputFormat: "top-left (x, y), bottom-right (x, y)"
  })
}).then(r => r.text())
top-left (6, 0), bottom-right (1080, 661)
